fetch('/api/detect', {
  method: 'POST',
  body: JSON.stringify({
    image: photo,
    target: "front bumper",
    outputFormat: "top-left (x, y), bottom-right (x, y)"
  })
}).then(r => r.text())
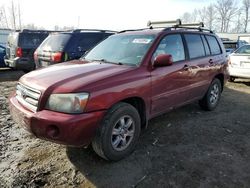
top-left (9, 95), bottom-right (106, 146)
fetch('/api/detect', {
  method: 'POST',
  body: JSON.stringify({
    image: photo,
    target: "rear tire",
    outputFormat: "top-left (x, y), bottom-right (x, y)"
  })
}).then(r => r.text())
top-left (92, 102), bottom-right (141, 161)
top-left (199, 78), bottom-right (222, 111)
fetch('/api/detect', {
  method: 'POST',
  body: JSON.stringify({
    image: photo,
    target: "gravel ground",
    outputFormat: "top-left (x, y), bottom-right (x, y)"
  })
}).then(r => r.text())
top-left (0, 78), bottom-right (250, 188)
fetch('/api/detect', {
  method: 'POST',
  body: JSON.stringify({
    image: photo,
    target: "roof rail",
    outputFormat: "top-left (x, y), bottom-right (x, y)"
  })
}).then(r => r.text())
top-left (21, 29), bottom-right (52, 33)
top-left (72, 29), bottom-right (116, 33)
top-left (118, 28), bottom-right (148, 33)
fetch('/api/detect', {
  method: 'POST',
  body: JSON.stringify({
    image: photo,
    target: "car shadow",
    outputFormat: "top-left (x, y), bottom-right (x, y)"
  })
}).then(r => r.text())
top-left (66, 87), bottom-right (250, 187)
top-left (233, 79), bottom-right (250, 86)
top-left (0, 68), bottom-right (25, 82)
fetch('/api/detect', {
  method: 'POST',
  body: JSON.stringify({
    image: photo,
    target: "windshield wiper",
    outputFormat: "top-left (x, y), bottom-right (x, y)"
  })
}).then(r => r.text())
top-left (91, 59), bottom-right (123, 65)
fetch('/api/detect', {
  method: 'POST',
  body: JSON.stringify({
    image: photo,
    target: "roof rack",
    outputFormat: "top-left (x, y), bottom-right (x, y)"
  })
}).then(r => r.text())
top-left (147, 19), bottom-right (182, 27)
top-left (72, 29), bottom-right (116, 33)
top-left (147, 19), bottom-right (213, 33)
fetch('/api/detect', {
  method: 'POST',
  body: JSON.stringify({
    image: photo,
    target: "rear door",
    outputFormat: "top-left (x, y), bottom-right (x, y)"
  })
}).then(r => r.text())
top-left (182, 33), bottom-right (213, 100)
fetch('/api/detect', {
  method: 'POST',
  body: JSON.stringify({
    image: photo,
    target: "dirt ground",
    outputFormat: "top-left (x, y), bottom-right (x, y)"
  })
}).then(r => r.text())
top-left (1, 70), bottom-right (250, 188)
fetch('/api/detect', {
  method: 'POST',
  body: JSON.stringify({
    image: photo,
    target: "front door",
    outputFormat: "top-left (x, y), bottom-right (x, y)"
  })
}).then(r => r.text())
top-left (150, 34), bottom-right (193, 117)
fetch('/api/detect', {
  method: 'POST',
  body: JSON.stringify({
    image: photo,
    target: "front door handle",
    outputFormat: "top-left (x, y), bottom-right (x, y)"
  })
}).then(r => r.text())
top-left (183, 64), bottom-right (190, 71)
top-left (209, 59), bottom-right (214, 64)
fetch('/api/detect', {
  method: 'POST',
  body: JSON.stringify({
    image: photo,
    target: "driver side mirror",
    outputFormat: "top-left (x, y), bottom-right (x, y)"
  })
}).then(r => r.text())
top-left (153, 54), bottom-right (173, 67)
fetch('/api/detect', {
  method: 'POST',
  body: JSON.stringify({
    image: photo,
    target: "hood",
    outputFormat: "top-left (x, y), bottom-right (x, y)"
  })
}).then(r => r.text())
top-left (20, 60), bottom-right (136, 93)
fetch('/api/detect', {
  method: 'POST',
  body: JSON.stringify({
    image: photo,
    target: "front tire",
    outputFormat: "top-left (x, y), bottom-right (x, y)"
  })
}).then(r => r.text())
top-left (92, 102), bottom-right (141, 161)
top-left (199, 78), bottom-right (222, 111)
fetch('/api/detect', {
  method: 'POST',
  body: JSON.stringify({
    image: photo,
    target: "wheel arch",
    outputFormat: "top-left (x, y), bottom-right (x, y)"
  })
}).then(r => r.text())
top-left (214, 73), bottom-right (224, 91)
top-left (120, 97), bottom-right (147, 129)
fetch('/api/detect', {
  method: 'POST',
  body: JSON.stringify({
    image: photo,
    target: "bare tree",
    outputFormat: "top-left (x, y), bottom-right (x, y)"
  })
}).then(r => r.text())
top-left (181, 12), bottom-right (193, 23)
top-left (198, 7), bottom-right (207, 23)
top-left (243, 0), bottom-right (250, 32)
top-left (206, 4), bottom-right (217, 31)
top-left (11, 1), bottom-right (16, 29)
top-left (215, 0), bottom-right (239, 32)
top-left (231, 10), bottom-right (244, 32)
top-left (181, 9), bottom-right (198, 23)
top-left (0, 6), bottom-right (9, 28)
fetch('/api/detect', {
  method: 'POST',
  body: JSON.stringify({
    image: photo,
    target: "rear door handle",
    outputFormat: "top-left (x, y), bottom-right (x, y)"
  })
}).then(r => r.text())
top-left (209, 59), bottom-right (214, 64)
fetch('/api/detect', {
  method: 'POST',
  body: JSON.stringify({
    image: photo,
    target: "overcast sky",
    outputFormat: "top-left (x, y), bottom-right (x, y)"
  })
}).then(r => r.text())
top-left (0, 0), bottom-right (216, 30)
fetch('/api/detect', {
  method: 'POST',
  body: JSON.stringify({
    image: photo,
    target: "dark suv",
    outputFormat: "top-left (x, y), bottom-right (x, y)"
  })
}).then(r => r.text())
top-left (4, 30), bottom-right (50, 72)
top-left (34, 29), bottom-right (115, 68)
top-left (10, 20), bottom-right (228, 161)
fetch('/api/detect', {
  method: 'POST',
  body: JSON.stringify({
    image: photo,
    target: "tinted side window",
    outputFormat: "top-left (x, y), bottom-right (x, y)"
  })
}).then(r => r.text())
top-left (206, 35), bottom-right (222, 55)
top-left (153, 34), bottom-right (185, 62)
top-left (184, 34), bottom-right (205, 59)
top-left (201, 35), bottom-right (210, 55)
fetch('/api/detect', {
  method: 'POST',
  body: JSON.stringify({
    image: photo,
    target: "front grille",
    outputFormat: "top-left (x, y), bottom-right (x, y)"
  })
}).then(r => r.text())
top-left (16, 83), bottom-right (41, 112)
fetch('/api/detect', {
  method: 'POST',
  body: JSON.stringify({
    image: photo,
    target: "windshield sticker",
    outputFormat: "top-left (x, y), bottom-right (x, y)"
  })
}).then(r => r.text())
top-left (132, 38), bottom-right (152, 44)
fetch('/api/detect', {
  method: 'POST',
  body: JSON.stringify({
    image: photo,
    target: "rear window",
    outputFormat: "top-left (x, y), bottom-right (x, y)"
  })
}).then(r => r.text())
top-left (38, 33), bottom-right (71, 52)
top-left (184, 34), bottom-right (205, 59)
top-left (19, 33), bottom-right (48, 48)
top-left (206, 35), bottom-right (222, 55)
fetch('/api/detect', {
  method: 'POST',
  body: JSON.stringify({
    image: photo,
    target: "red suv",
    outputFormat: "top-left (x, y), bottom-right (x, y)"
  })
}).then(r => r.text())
top-left (9, 20), bottom-right (228, 161)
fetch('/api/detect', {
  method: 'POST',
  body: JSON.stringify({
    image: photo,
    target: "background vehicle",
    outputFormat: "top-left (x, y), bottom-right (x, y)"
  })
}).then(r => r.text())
top-left (228, 44), bottom-right (250, 82)
top-left (9, 20), bottom-right (228, 161)
top-left (34, 29), bottom-right (115, 68)
top-left (0, 45), bottom-right (6, 67)
top-left (4, 29), bottom-right (50, 72)
top-left (222, 39), bottom-right (248, 56)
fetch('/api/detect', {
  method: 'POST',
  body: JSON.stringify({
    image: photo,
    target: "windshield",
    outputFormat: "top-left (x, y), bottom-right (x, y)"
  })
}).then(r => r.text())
top-left (38, 33), bottom-right (71, 52)
top-left (235, 45), bottom-right (250, 54)
top-left (84, 34), bottom-right (156, 66)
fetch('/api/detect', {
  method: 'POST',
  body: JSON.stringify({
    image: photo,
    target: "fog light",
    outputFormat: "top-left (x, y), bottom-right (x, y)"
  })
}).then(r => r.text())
top-left (46, 125), bottom-right (60, 138)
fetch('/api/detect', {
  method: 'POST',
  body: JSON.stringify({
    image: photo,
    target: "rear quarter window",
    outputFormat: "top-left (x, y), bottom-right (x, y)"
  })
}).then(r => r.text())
top-left (184, 34), bottom-right (205, 59)
top-left (206, 35), bottom-right (222, 55)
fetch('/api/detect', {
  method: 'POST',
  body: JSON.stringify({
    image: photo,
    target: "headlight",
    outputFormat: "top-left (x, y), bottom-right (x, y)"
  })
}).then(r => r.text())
top-left (45, 93), bottom-right (89, 114)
